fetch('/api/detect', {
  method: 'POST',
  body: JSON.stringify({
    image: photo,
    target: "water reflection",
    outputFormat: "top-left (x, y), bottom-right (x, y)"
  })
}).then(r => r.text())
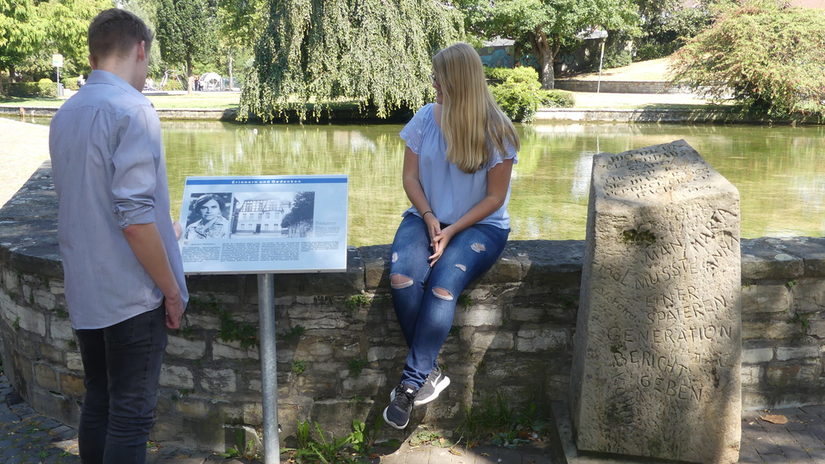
top-left (160, 120), bottom-right (825, 245)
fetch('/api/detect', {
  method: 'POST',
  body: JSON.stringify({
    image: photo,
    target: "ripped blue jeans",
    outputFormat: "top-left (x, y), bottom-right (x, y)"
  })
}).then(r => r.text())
top-left (389, 214), bottom-right (509, 388)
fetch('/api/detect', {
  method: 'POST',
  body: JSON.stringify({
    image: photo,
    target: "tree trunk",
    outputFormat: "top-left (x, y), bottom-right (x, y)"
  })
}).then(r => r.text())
top-left (533, 30), bottom-right (556, 90)
top-left (186, 56), bottom-right (193, 93)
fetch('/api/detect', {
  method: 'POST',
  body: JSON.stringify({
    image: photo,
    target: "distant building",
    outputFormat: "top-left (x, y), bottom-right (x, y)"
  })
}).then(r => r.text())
top-left (234, 199), bottom-right (292, 234)
top-left (477, 38), bottom-right (515, 68)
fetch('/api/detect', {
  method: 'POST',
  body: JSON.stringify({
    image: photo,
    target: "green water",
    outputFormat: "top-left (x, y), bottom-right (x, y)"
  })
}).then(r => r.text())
top-left (160, 121), bottom-right (825, 246)
top-left (8, 114), bottom-right (824, 245)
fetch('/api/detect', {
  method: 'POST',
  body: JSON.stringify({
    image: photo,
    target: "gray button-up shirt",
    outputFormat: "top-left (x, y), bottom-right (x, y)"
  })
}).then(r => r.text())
top-left (49, 70), bottom-right (188, 329)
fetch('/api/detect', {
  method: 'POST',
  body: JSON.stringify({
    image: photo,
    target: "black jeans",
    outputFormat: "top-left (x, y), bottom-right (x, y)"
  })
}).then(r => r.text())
top-left (75, 304), bottom-right (167, 464)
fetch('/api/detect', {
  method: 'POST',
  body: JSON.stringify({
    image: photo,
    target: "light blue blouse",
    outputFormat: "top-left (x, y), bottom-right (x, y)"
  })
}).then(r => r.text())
top-left (399, 103), bottom-right (518, 230)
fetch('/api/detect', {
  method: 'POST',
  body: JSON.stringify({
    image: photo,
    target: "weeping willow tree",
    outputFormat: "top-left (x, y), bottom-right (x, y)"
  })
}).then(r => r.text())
top-left (238, 0), bottom-right (464, 122)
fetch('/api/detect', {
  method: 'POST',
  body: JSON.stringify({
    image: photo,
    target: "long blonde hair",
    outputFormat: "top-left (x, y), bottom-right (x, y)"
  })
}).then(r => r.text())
top-left (432, 42), bottom-right (520, 174)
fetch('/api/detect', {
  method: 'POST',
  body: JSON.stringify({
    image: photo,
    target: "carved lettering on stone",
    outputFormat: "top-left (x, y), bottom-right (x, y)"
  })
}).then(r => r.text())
top-left (570, 140), bottom-right (741, 463)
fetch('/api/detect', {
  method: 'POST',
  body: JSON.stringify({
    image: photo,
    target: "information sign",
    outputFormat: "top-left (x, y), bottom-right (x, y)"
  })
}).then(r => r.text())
top-left (178, 175), bottom-right (348, 274)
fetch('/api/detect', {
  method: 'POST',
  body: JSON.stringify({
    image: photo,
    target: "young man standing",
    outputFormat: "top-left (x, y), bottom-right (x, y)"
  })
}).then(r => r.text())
top-left (49, 9), bottom-right (187, 464)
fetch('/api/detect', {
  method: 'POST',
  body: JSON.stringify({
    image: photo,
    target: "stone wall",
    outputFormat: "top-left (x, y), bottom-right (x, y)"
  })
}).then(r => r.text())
top-left (1, 166), bottom-right (825, 451)
top-left (553, 79), bottom-right (691, 94)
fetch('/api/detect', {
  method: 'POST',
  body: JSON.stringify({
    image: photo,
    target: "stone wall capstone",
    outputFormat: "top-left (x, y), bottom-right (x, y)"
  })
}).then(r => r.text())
top-left (571, 140), bottom-right (741, 463)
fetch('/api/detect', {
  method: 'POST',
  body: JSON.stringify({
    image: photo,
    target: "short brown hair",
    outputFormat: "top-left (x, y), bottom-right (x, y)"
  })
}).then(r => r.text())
top-left (88, 8), bottom-right (153, 60)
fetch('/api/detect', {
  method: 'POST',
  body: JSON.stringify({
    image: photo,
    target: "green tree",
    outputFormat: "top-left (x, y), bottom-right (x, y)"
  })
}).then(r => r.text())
top-left (120, 0), bottom-right (164, 77)
top-left (8, 0), bottom-right (111, 83)
top-left (216, 0), bottom-right (265, 88)
top-left (0, 0), bottom-right (43, 91)
top-left (238, 0), bottom-right (464, 122)
top-left (670, 0), bottom-right (825, 121)
top-left (156, 0), bottom-right (217, 91)
top-left (632, 0), bottom-right (716, 60)
top-left (458, 0), bottom-right (639, 89)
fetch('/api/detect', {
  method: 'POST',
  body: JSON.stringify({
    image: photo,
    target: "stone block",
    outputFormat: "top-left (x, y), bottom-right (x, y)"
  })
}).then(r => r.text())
top-left (34, 363), bottom-right (58, 391)
top-left (183, 410), bottom-right (226, 452)
top-left (776, 346), bottom-right (819, 361)
top-left (2, 269), bottom-right (19, 292)
top-left (38, 342), bottom-right (64, 364)
top-left (49, 318), bottom-right (73, 341)
top-left (243, 402), bottom-right (263, 425)
top-left (33, 289), bottom-right (56, 310)
top-left (515, 327), bottom-right (567, 352)
top-left (453, 305), bottom-right (502, 327)
top-left (201, 368), bottom-right (237, 393)
top-left (16, 305), bottom-right (46, 337)
top-left (571, 141), bottom-right (741, 464)
top-left (466, 287), bottom-right (492, 302)
top-left (367, 346), bottom-right (403, 362)
top-left (175, 398), bottom-right (210, 418)
top-left (49, 280), bottom-right (64, 295)
top-left (460, 329), bottom-right (514, 352)
top-left (248, 379), bottom-right (261, 392)
top-left (294, 338), bottom-right (334, 359)
top-left (791, 279), bottom-right (825, 313)
top-left (766, 363), bottom-right (821, 386)
top-left (160, 364), bottom-right (194, 389)
top-left (341, 368), bottom-right (385, 397)
top-left (66, 352), bottom-right (83, 371)
top-left (478, 253), bottom-right (523, 284)
top-left (212, 340), bottom-right (258, 361)
top-left (29, 389), bottom-right (79, 428)
top-left (740, 366), bottom-right (761, 386)
top-left (166, 335), bottom-right (206, 360)
top-left (741, 239), bottom-right (804, 280)
top-left (21, 283), bottom-right (32, 304)
top-left (509, 306), bottom-right (546, 322)
top-left (743, 321), bottom-right (799, 340)
top-left (184, 313), bottom-right (221, 331)
top-left (741, 284), bottom-right (790, 314)
top-left (742, 347), bottom-right (774, 364)
top-left (60, 372), bottom-right (85, 397)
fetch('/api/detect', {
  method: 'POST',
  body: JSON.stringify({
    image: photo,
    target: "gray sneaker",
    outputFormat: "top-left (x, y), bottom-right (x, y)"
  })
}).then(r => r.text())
top-left (391, 367), bottom-right (451, 406)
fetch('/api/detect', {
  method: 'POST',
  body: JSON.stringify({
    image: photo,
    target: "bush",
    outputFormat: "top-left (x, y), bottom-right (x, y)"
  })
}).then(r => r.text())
top-left (63, 77), bottom-right (81, 91)
top-left (490, 81), bottom-right (542, 123)
top-left (7, 80), bottom-right (57, 98)
top-left (162, 78), bottom-right (184, 91)
top-left (484, 66), bottom-right (539, 84)
top-left (486, 67), bottom-right (545, 122)
top-left (541, 89), bottom-right (575, 108)
top-left (671, 0), bottom-right (825, 121)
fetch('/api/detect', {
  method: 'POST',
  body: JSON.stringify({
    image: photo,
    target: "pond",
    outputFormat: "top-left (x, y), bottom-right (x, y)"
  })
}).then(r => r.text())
top-left (9, 115), bottom-right (825, 246)
top-left (160, 120), bottom-right (825, 246)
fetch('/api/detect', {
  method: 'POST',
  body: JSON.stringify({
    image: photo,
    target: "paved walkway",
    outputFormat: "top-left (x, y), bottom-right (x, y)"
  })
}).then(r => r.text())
top-left (0, 117), bottom-right (50, 208)
top-left (3, 364), bottom-right (825, 464)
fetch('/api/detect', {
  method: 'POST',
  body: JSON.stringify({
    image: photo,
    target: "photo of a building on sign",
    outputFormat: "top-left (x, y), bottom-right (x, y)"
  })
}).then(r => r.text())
top-left (230, 191), bottom-right (315, 238)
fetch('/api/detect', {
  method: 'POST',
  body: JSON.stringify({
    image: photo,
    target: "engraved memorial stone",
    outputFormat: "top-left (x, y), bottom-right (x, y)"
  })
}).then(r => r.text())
top-left (570, 140), bottom-right (741, 463)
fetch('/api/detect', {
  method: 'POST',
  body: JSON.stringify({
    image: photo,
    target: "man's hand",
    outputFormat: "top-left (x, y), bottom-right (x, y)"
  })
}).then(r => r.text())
top-left (173, 221), bottom-right (182, 240)
top-left (164, 293), bottom-right (184, 329)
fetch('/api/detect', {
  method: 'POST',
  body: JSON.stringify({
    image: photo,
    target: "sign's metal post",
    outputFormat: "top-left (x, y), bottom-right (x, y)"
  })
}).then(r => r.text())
top-left (257, 273), bottom-right (280, 464)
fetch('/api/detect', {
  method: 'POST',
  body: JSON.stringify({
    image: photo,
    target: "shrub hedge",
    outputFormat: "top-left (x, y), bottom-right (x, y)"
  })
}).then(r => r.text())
top-left (486, 67), bottom-right (575, 122)
top-left (7, 79), bottom-right (57, 98)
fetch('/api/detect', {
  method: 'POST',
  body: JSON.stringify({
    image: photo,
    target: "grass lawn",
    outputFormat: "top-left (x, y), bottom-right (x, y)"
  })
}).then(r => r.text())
top-left (0, 91), bottom-right (241, 110)
top-left (564, 57), bottom-right (673, 81)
